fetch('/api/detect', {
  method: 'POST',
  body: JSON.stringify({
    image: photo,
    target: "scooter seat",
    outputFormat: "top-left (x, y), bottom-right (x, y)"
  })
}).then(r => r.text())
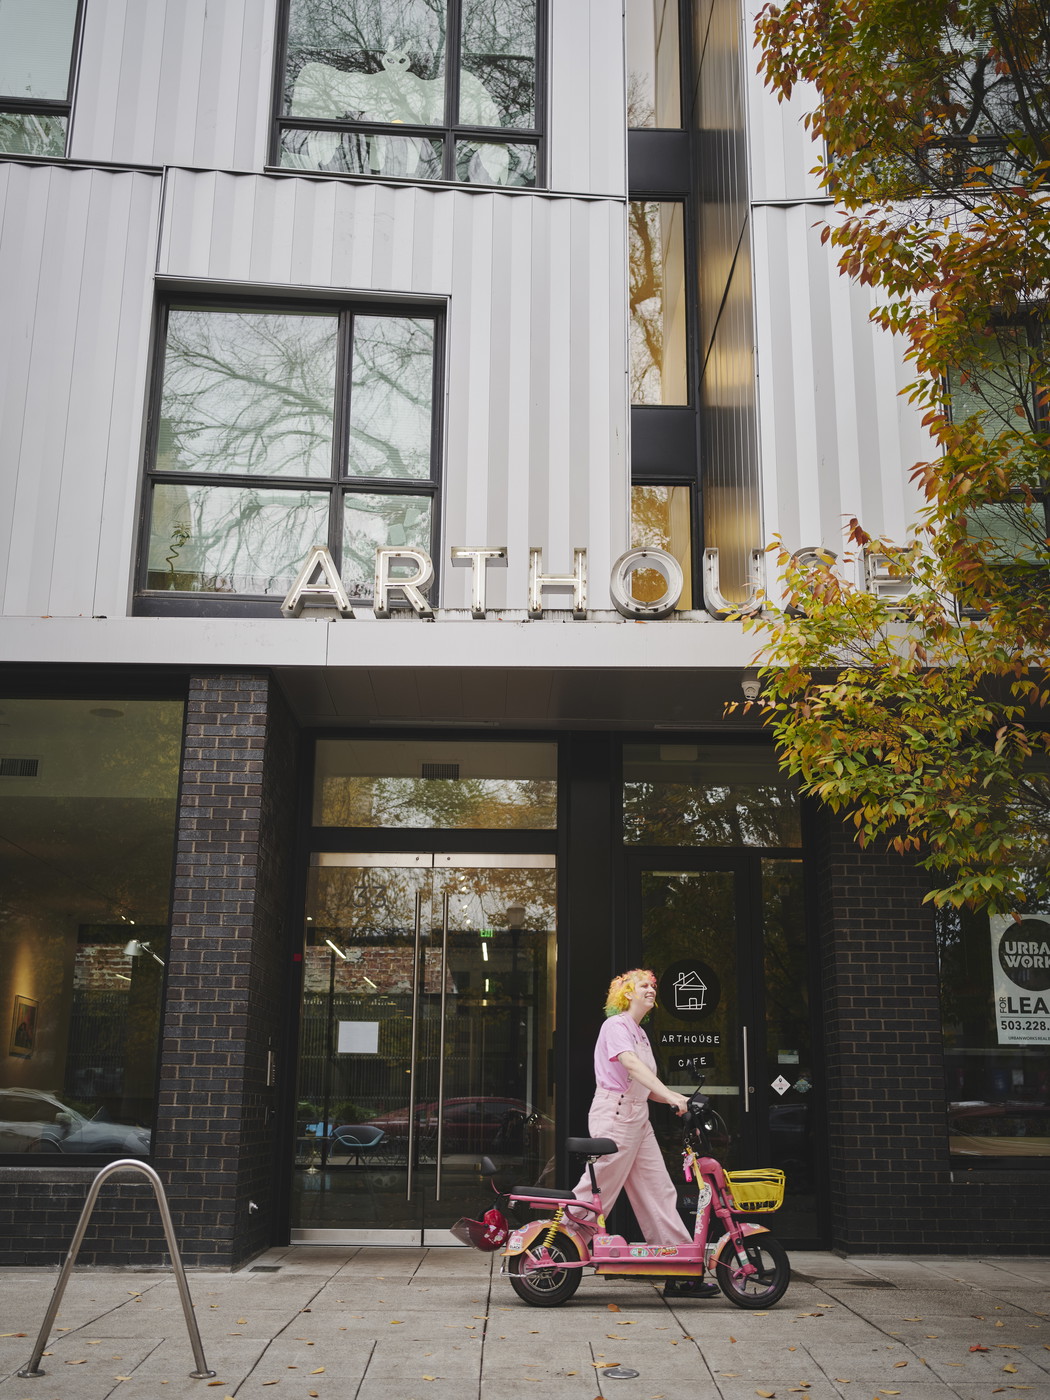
top-left (511, 1184), bottom-right (580, 1200)
top-left (566, 1136), bottom-right (618, 1156)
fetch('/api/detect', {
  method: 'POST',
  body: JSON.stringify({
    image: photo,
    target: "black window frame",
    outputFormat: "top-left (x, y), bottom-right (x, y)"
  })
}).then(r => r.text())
top-left (270, 0), bottom-right (547, 190)
top-left (135, 292), bottom-right (445, 619)
top-left (0, 0), bottom-right (84, 161)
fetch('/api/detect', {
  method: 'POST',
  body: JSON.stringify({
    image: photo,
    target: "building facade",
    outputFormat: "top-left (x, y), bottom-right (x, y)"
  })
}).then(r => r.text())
top-left (1, 0), bottom-right (1047, 1267)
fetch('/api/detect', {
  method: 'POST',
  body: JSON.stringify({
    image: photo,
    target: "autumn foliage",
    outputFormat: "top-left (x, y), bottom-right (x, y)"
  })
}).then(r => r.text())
top-left (748, 0), bottom-right (1050, 910)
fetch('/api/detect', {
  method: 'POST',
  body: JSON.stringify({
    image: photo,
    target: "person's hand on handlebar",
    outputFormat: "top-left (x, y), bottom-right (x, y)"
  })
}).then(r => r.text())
top-left (666, 1090), bottom-right (689, 1115)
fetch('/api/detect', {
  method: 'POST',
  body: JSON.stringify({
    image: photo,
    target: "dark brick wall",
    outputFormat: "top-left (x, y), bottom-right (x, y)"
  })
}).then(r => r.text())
top-left (0, 671), bottom-right (299, 1268)
top-left (817, 811), bottom-right (1050, 1252)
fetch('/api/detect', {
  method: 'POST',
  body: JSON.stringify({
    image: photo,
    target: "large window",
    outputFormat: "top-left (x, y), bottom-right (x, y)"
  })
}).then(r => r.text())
top-left (940, 902), bottom-right (1050, 1163)
top-left (139, 301), bottom-right (441, 613)
top-left (0, 0), bottom-right (79, 157)
top-left (0, 698), bottom-right (183, 1159)
top-left (275, 0), bottom-right (542, 187)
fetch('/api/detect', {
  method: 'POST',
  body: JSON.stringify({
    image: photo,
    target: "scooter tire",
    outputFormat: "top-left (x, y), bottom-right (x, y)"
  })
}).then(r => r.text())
top-left (508, 1234), bottom-right (583, 1307)
top-left (715, 1233), bottom-right (790, 1309)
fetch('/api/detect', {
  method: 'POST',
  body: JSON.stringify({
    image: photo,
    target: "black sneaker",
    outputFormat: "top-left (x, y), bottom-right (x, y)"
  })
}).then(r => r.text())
top-left (663, 1278), bottom-right (719, 1298)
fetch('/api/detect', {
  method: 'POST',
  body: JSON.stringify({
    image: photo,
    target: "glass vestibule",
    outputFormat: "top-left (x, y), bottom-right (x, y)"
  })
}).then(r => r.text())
top-left (292, 852), bottom-right (556, 1244)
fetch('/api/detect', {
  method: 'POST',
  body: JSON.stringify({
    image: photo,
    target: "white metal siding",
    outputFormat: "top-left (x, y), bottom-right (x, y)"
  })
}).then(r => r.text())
top-left (67, 0), bottom-right (625, 197)
top-left (0, 164), bottom-right (162, 618)
top-left (744, 2), bottom-right (824, 203)
top-left (752, 203), bottom-right (931, 557)
top-left (548, 0), bottom-right (626, 196)
top-left (155, 171), bottom-right (628, 609)
top-left (69, 0), bottom-right (276, 172)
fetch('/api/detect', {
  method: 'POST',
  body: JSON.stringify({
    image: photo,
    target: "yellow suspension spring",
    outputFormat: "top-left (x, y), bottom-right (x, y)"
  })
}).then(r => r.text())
top-left (541, 1206), bottom-right (566, 1250)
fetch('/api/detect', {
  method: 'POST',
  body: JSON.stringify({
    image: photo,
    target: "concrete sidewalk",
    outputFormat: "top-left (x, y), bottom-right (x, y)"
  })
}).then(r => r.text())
top-left (2, 1247), bottom-right (1050, 1400)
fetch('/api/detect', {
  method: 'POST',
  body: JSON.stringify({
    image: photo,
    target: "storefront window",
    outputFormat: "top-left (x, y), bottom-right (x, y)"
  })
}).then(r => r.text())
top-left (0, 698), bottom-right (183, 1157)
top-left (314, 739), bottom-right (557, 828)
top-left (623, 743), bottom-right (801, 846)
top-left (940, 903), bottom-right (1050, 1160)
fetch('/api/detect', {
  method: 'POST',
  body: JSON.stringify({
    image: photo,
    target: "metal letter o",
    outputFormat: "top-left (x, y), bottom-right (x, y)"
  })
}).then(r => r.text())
top-left (609, 548), bottom-right (684, 619)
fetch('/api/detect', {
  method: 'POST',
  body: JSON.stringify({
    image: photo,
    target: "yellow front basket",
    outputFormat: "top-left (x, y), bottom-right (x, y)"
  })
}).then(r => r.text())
top-left (724, 1168), bottom-right (786, 1213)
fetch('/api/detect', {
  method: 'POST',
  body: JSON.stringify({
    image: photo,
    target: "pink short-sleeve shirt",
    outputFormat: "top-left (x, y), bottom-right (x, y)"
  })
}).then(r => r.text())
top-left (594, 1013), bottom-right (657, 1092)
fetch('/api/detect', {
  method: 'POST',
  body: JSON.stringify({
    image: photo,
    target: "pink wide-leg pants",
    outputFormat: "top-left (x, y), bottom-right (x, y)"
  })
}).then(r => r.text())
top-left (572, 1083), bottom-right (692, 1244)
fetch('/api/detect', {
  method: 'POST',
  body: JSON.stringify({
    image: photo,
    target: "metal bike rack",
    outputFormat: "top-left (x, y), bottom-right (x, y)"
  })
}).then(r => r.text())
top-left (18, 1158), bottom-right (216, 1380)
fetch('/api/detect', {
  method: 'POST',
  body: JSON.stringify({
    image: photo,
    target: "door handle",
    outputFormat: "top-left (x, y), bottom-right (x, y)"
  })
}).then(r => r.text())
top-left (406, 889), bottom-right (423, 1201)
top-left (434, 891), bottom-right (450, 1201)
top-left (742, 1024), bottom-right (750, 1113)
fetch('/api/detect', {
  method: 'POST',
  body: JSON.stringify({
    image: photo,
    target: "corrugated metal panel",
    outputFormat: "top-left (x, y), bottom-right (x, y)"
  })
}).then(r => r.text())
top-left (752, 202), bottom-right (931, 557)
top-left (69, 0), bottom-right (622, 196)
top-left (549, 0), bottom-right (626, 196)
top-left (157, 170), bottom-right (629, 609)
top-left (0, 163), bottom-right (162, 618)
top-left (68, 0), bottom-right (276, 171)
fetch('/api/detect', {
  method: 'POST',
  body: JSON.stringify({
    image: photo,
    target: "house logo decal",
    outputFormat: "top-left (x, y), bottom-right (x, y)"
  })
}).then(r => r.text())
top-left (658, 959), bottom-right (721, 1023)
top-left (673, 969), bottom-right (708, 1012)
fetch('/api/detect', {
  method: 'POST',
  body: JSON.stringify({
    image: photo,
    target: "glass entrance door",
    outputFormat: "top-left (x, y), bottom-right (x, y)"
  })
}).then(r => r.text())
top-left (631, 853), bottom-right (821, 1244)
top-left (291, 853), bottom-right (556, 1244)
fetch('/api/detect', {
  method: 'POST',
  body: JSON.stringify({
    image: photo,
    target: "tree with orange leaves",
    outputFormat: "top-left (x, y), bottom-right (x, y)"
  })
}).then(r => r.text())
top-left (745, 0), bottom-right (1050, 911)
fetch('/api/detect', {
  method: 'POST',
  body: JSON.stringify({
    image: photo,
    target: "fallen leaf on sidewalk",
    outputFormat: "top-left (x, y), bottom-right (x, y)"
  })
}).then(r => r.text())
top-left (64, 1359), bottom-right (87, 1365)
top-left (996, 1322), bottom-right (1006, 1328)
top-left (756, 1389), bottom-right (775, 1396)
top-left (1004, 1364), bottom-right (1019, 1373)
top-left (86, 1340), bottom-right (102, 1345)
top-left (608, 1303), bottom-right (621, 1312)
top-left (0, 1333), bottom-right (26, 1337)
top-left (834, 1378), bottom-right (850, 1383)
top-left (422, 1376), bottom-right (436, 1382)
top-left (236, 1318), bottom-right (248, 1324)
top-left (594, 1361), bottom-right (621, 1368)
top-left (310, 1367), bottom-right (325, 1374)
top-left (971, 1344), bottom-right (991, 1352)
top-left (893, 1361), bottom-right (908, 1367)
top-left (730, 1336), bottom-right (737, 1343)
top-left (206, 1382), bottom-right (225, 1387)
top-left (114, 1376), bottom-right (133, 1381)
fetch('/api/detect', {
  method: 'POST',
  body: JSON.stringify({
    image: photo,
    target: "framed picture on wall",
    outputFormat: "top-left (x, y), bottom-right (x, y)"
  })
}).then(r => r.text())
top-left (9, 995), bottom-right (38, 1059)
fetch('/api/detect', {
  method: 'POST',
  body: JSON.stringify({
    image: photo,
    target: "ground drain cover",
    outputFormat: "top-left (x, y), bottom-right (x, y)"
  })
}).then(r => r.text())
top-left (250, 1265), bottom-right (281, 1272)
top-left (603, 1368), bottom-right (641, 1379)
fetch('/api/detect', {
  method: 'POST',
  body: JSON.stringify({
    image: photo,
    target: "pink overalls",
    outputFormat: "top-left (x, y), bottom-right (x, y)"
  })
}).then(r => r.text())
top-left (572, 1014), bottom-right (692, 1244)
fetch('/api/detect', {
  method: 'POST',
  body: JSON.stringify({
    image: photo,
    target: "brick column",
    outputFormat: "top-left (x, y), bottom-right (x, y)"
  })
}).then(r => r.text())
top-left (152, 672), bottom-right (297, 1267)
top-left (815, 811), bottom-right (952, 1251)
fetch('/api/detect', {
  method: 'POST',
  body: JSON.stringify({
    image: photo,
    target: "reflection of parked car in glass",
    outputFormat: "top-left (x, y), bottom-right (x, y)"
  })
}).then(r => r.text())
top-left (948, 1101), bottom-right (1050, 1156)
top-left (0, 1088), bottom-right (151, 1156)
top-left (366, 1098), bottom-right (544, 1155)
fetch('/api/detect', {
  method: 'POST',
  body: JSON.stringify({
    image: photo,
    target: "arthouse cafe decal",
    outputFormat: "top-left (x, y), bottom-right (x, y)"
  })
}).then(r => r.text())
top-left (279, 542), bottom-right (904, 621)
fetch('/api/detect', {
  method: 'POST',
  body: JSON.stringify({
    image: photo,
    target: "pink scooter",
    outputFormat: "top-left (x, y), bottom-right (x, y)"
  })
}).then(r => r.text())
top-left (455, 1082), bottom-right (790, 1309)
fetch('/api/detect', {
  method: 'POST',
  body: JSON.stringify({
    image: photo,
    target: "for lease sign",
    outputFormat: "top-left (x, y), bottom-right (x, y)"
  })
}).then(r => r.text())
top-left (990, 913), bottom-right (1050, 1045)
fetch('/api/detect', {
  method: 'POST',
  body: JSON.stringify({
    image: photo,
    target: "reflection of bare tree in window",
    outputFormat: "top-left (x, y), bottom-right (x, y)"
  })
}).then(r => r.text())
top-left (460, 0), bottom-right (536, 128)
top-left (625, 780), bottom-right (801, 847)
top-left (320, 775), bottom-right (557, 828)
top-left (629, 202), bottom-right (687, 405)
top-left (349, 318), bottom-right (434, 477)
top-left (159, 310), bottom-right (337, 478)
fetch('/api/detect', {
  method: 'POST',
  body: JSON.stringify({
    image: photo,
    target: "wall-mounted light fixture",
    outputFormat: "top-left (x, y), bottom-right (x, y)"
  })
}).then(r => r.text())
top-left (124, 939), bottom-right (164, 966)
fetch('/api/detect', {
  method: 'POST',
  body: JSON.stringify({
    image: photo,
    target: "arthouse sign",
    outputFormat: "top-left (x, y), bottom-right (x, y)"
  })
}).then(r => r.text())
top-left (280, 541), bottom-right (898, 621)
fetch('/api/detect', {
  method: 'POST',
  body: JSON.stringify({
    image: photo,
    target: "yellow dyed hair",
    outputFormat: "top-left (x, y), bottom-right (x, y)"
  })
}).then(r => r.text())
top-left (604, 968), bottom-right (657, 1016)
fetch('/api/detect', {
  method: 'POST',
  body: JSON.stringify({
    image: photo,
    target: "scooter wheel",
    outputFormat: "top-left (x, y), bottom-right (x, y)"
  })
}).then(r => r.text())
top-left (508, 1233), bottom-right (582, 1307)
top-left (715, 1233), bottom-right (790, 1308)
